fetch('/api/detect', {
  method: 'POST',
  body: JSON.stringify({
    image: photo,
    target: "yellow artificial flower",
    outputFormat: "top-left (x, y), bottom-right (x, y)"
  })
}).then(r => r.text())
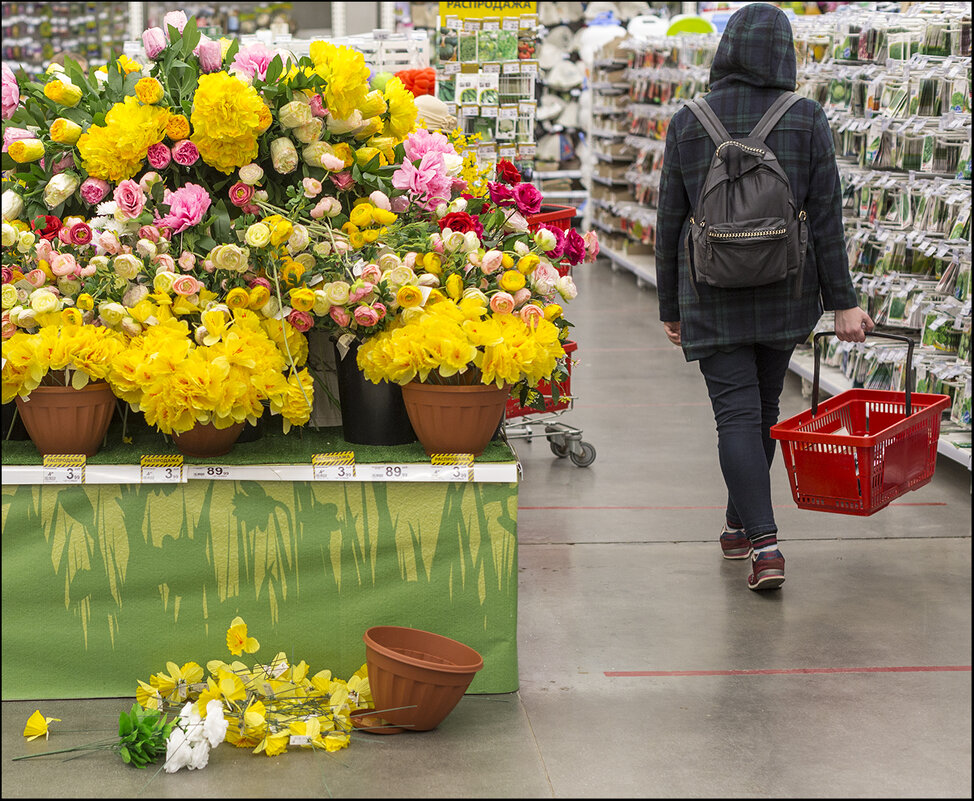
top-left (445, 273), bottom-right (463, 300)
top-left (226, 616), bottom-right (260, 656)
top-left (544, 303), bottom-right (563, 320)
top-left (116, 54), bottom-right (143, 74)
top-left (516, 254), bottom-right (540, 274)
top-left (331, 142), bottom-right (354, 168)
top-left (360, 228), bottom-right (380, 243)
top-left (135, 76), bottom-right (164, 105)
top-left (280, 259), bottom-right (305, 287)
top-left (7, 139), bottom-right (44, 163)
top-left (359, 90), bottom-right (387, 119)
top-left (354, 146), bottom-right (381, 168)
top-left (311, 42), bottom-right (370, 120)
top-left (76, 96), bottom-right (170, 182)
top-left (75, 293), bottom-right (95, 311)
top-left (136, 680), bottom-right (163, 711)
top-left (61, 308), bottom-right (83, 326)
top-left (423, 253), bottom-right (442, 275)
top-left (216, 668), bottom-right (248, 703)
top-left (49, 118), bottom-right (83, 145)
top-left (289, 287), bottom-right (315, 312)
top-left (166, 114), bottom-right (190, 141)
top-left (23, 710), bottom-right (60, 741)
top-left (396, 285), bottom-right (424, 309)
top-left (501, 253), bottom-right (515, 269)
top-left (190, 72), bottom-right (269, 174)
top-left (254, 731), bottom-right (289, 757)
top-left (383, 77), bottom-right (417, 139)
top-left (269, 219), bottom-right (293, 247)
top-left (348, 230), bottom-right (366, 250)
top-left (43, 78), bottom-right (82, 107)
top-left (248, 285), bottom-right (271, 310)
top-left (225, 287), bottom-right (251, 310)
top-left (499, 270), bottom-right (526, 292)
top-left (244, 223), bottom-right (271, 248)
top-left (371, 207), bottom-right (397, 226)
top-left (349, 203), bottom-right (373, 228)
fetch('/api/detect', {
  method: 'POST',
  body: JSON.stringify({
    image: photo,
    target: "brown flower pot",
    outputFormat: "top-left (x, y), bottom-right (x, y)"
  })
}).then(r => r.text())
top-left (15, 381), bottom-right (117, 457)
top-left (171, 421), bottom-right (245, 458)
top-left (400, 382), bottom-right (509, 457)
top-left (363, 625), bottom-right (484, 732)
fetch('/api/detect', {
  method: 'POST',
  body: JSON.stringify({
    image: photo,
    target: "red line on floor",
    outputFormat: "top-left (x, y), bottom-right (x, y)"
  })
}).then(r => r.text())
top-left (517, 503), bottom-right (948, 510)
top-left (605, 665), bottom-right (971, 677)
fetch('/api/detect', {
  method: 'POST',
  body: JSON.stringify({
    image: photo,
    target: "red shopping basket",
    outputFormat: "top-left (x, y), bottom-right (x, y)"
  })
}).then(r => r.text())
top-left (506, 340), bottom-right (577, 418)
top-left (770, 332), bottom-right (951, 516)
top-left (526, 204), bottom-right (576, 277)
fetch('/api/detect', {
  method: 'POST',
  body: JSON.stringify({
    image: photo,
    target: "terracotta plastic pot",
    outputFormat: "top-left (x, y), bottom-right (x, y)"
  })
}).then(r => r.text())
top-left (400, 382), bottom-right (509, 456)
top-left (15, 381), bottom-right (116, 457)
top-left (171, 421), bottom-right (245, 458)
top-left (363, 625), bottom-right (484, 732)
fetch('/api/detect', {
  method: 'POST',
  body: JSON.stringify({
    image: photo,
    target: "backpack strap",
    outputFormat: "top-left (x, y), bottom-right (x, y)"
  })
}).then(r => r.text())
top-left (684, 98), bottom-right (731, 148)
top-left (748, 91), bottom-right (803, 142)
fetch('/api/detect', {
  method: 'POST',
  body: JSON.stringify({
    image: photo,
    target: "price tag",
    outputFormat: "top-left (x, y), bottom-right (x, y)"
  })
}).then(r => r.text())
top-left (42, 454), bottom-right (85, 485)
top-left (312, 451), bottom-right (356, 481)
top-left (187, 465), bottom-right (233, 480)
top-left (498, 145), bottom-right (517, 160)
top-left (289, 735), bottom-right (311, 746)
top-left (480, 105), bottom-right (498, 117)
top-left (461, 104), bottom-right (480, 117)
top-left (482, 61), bottom-right (501, 74)
top-left (430, 453), bottom-right (474, 482)
top-left (140, 454), bottom-right (184, 483)
top-left (443, 61), bottom-right (460, 75)
top-left (502, 61), bottom-right (521, 74)
top-left (502, 17), bottom-right (519, 31)
top-left (520, 61), bottom-right (538, 76)
top-left (370, 464), bottom-right (409, 481)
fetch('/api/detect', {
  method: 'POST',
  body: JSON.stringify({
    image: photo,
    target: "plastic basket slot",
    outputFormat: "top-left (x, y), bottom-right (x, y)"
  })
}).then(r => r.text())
top-left (790, 439), bottom-right (862, 503)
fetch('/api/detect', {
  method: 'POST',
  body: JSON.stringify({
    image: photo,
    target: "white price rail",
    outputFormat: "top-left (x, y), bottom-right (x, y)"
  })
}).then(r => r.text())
top-left (140, 455), bottom-right (184, 483)
top-left (312, 451), bottom-right (356, 481)
top-left (42, 454), bottom-right (85, 485)
top-left (186, 465), bottom-right (234, 481)
top-left (429, 453), bottom-right (474, 482)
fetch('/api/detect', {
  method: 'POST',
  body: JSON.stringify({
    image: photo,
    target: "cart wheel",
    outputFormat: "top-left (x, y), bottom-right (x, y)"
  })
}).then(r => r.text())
top-left (570, 442), bottom-right (596, 467)
top-left (549, 440), bottom-right (569, 458)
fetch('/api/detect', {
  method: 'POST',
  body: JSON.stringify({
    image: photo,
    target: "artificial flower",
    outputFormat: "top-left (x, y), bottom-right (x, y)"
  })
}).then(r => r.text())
top-left (23, 710), bottom-right (60, 741)
top-left (226, 616), bottom-right (260, 656)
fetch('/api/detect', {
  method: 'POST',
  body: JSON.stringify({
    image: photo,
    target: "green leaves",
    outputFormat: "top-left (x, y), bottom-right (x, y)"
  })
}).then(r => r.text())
top-left (264, 55), bottom-right (284, 87)
top-left (115, 703), bottom-right (174, 770)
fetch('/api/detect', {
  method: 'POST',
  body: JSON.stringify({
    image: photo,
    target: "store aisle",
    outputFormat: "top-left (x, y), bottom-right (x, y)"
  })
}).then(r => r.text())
top-left (3, 258), bottom-right (971, 798)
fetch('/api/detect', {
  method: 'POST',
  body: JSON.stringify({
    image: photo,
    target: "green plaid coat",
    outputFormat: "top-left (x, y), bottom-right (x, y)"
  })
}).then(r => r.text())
top-left (656, 2), bottom-right (858, 361)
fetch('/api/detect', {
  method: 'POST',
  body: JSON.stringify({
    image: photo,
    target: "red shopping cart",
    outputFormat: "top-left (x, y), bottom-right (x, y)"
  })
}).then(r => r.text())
top-left (526, 204), bottom-right (576, 277)
top-left (770, 331), bottom-right (951, 516)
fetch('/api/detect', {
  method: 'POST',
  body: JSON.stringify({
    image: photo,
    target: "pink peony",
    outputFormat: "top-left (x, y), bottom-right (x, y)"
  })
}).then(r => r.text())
top-left (146, 142), bottom-right (171, 170)
top-left (330, 171), bottom-right (355, 191)
top-left (228, 181), bottom-right (254, 207)
top-left (114, 179), bottom-right (146, 219)
top-left (372, 302), bottom-right (387, 321)
top-left (171, 139), bottom-right (199, 166)
top-left (360, 263), bottom-right (382, 284)
top-left (391, 152), bottom-right (452, 210)
top-left (583, 230), bottom-right (600, 262)
top-left (1, 63), bottom-right (20, 120)
top-left (171, 274), bottom-right (201, 296)
top-left (142, 26), bottom-right (166, 59)
top-left (329, 306), bottom-right (350, 327)
top-left (68, 221), bottom-right (92, 246)
top-left (369, 190), bottom-right (391, 211)
top-left (353, 305), bottom-right (379, 327)
top-left (195, 35), bottom-right (223, 73)
top-left (50, 253), bottom-right (78, 277)
top-left (320, 153), bottom-right (345, 171)
top-left (231, 43), bottom-right (276, 82)
top-left (513, 183), bottom-right (543, 216)
top-left (563, 228), bottom-right (586, 266)
top-left (178, 250), bottom-right (196, 271)
top-left (163, 11), bottom-right (188, 36)
top-left (2, 126), bottom-right (32, 153)
top-left (95, 230), bottom-right (122, 255)
top-left (308, 94), bottom-right (327, 117)
top-left (287, 309), bottom-right (314, 332)
top-left (24, 269), bottom-right (48, 287)
top-left (35, 239), bottom-right (54, 263)
top-left (155, 183), bottom-right (211, 234)
top-left (403, 129), bottom-right (455, 163)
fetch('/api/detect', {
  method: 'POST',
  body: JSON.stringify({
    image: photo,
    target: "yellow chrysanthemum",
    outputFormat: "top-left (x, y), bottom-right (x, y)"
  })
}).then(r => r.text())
top-left (190, 72), bottom-right (270, 174)
top-left (135, 76), bottom-right (164, 105)
top-left (383, 77), bottom-right (417, 140)
top-left (166, 113), bottom-right (191, 141)
top-left (76, 95), bottom-right (170, 182)
top-left (311, 42), bottom-right (370, 120)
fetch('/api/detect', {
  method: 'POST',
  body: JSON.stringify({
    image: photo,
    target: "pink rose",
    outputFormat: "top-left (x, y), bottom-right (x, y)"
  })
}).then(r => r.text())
top-left (34, 239), bottom-right (54, 263)
top-left (146, 143), bottom-right (171, 170)
top-left (1, 267), bottom-right (11, 284)
top-left (302, 177), bottom-right (322, 198)
top-left (481, 250), bottom-right (504, 274)
top-left (138, 225), bottom-right (161, 242)
top-left (2, 126), bottom-right (32, 152)
top-left (172, 139), bottom-right (199, 166)
top-left (1, 63), bottom-right (20, 120)
top-left (178, 251), bottom-right (196, 271)
top-left (513, 183), bottom-right (544, 216)
top-left (583, 230), bottom-right (600, 262)
top-left (329, 306), bottom-right (350, 327)
top-left (228, 181), bottom-right (254, 207)
top-left (51, 253), bottom-right (78, 277)
top-left (78, 178), bottom-right (109, 205)
top-left (96, 230), bottom-right (122, 255)
top-left (155, 183), bottom-right (211, 234)
top-left (308, 94), bottom-right (327, 117)
top-left (512, 288), bottom-right (532, 308)
top-left (563, 228), bottom-right (586, 266)
top-left (24, 269), bottom-right (48, 287)
top-left (360, 263), bottom-right (382, 284)
top-left (171, 274), bottom-right (201, 296)
top-left (519, 304), bottom-right (545, 328)
top-left (348, 282), bottom-right (374, 304)
top-left (540, 223), bottom-right (566, 259)
top-left (202, 259), bottom-right (215, 273)
top-left (163, 11), bottom-right (188, 36)
top-left (532, 261), bottom-right (560, 298)
top-left (57, 226), bottom-right (74, 245)
top-left (68, 221), bottom-right (92, 246)
top-left (195, 36), bottom-right (223, 73)
top-left (353, 305), bottom-right (379, 327)
top-left (287, 309), bottom-right (314, 332)
top-left (114, 179), bottom-right (146, 219)
top-left (330, 171), bottom-right (355, 191)
top-left (489, 291), bottom-right (516, 315)
top-left (488, 182), bottom-right (515, 207)
top-left (2, 312), bottom-right (16, 339)
top-left (154, 253), bottom-right (176, 272)
top-left (142, 26), bottom-right (166, 59)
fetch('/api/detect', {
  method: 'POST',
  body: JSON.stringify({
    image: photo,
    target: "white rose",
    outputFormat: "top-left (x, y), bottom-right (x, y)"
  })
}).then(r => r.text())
top-left (1, 222), bottom-right (17, 246)
top-left (29, 288), bottom-right (60, 315)
top-left (448, 197), bottom-right (468, 213)
top-left (17, 230), bottom-right (36, 253)
top-left (462, 230), bottom-right (480, 252)
top-left (442, 152), bottom-right (463, 176)
top-left (11, 307), bottom-right (38, 329)
top-left (113, 254), bottom-right (143, 281)
top-left (238, 163), bottom-right (264, 186)
top-left (286, 224), bottom-right (310, 255)
top-left (136, 239), bottom-right (157, 260)
top-left (1, 283), bottom-right (19, 309)
top-left (43, 172), bottom-right (81, 209)
top-left (555, 275), bottom-right (578, 301)
top-left (2, 189), bottom-right (25, 222)
top-left (98, 301), bottom-right (126, 326)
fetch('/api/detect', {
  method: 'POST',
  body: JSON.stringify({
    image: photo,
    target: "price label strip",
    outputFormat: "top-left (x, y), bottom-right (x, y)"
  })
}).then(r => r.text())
top-left (369, 464), bottom-right (410, 481)
top-left (140, 454), bottom-right (184, 483)
top-left (42, 454), bottom-right (85, 485)
top-left (312, 451), bottom-right (356, 481)
top-left (187, 464), bottom-right (234, 480)
top-left (430, 453), bottom-right (474, 482)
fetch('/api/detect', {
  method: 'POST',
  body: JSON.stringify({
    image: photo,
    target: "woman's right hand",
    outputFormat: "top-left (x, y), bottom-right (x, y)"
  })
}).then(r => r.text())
top-left (834, 307), bottom-right (874, 342)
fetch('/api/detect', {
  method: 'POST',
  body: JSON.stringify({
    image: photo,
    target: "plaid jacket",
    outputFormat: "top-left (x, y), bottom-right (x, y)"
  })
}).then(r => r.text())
top-left (656, 3), bottom-right (858, 361)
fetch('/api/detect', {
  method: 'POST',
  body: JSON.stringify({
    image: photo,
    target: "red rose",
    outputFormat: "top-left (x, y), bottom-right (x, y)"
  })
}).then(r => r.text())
top-left (496, 159), bottom-right (521, 185)
top-left (438, 211), bottom-right (484, 237)
top-left (31, 215), bottom-right (62, 241)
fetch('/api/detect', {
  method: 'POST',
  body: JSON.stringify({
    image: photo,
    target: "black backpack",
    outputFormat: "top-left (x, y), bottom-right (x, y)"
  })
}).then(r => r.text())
top-left (684, 92), bottom-right (808, 298)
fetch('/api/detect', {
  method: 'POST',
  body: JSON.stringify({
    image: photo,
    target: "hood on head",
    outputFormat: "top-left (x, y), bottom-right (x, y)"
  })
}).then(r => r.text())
top-left (709, 3), bottom-right (796, 91)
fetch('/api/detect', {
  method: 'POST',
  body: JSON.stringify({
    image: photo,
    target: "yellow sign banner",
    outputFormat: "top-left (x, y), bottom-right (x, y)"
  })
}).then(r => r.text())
top-left (439, 1), bottom-right (537, 23)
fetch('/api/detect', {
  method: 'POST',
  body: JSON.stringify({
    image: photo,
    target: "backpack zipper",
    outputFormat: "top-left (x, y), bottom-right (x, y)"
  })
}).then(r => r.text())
top-left (715, 141), bottom-right (766, 158)
top-left (709, 226), bottom-right (786, 239)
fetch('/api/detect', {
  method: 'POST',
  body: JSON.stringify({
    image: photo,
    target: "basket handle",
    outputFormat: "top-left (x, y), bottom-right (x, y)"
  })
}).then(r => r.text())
top-left (812, 331), bottom-right (915, 418)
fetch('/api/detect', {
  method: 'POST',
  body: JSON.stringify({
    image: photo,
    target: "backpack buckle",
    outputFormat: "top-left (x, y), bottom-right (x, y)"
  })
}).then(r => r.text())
top-left (799, 209), bottom-right (807, 221)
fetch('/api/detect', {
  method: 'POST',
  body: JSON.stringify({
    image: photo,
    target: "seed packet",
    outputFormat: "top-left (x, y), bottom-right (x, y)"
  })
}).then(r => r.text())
top-left (459, 19), bottom-right (479, 64)
top-left (439, 15), bottom-right (459, 62)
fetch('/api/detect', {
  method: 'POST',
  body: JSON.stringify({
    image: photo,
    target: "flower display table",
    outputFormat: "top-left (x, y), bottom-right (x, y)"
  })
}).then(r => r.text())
top-left (1, 427), bottom-right (520, 700)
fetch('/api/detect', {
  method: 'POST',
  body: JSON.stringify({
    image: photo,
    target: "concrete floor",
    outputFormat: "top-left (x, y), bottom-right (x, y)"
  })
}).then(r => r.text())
top-left (3, 258), bottom-right (971, 798)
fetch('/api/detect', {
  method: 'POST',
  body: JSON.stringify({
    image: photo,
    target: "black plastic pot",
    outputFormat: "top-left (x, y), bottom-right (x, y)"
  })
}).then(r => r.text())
top-left (333, 340), bottom-right (416, 446)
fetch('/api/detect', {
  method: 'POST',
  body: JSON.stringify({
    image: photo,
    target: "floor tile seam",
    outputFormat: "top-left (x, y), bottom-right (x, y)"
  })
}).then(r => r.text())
top-left (517, 535), bottom-right (973, 546)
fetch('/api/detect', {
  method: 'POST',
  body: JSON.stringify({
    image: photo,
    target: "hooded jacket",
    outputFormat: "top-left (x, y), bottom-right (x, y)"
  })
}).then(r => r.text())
top-left (655, 2), bottom-right (857, 361)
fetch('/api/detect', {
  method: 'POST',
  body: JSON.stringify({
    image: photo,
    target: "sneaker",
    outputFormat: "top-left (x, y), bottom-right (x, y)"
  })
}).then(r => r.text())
top-left (747, 550), bottom-right (785, 591)
top-left (720, 527), bottom-right (752, 560)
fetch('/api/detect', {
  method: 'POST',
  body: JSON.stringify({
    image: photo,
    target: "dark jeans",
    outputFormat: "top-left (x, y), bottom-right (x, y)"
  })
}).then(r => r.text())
top-left (697, 344), bottom-right (795, 539)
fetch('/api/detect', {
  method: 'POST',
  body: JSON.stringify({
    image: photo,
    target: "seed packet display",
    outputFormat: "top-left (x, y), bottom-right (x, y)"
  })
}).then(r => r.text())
top-left (459, 19), bottom-right (479, 64)
top-left (439, 15), bottom-right (459, 62)
top-left (479, 67), bottom-right (499, 107)
top-left (498, 16), bottom-right (519, 61)
top-left (496, 105), bottom-right (518, 140)
top-left (518, 14), bottom-right (537, 60)
top-left (456, 71), bottom-right (479, 107)
top-left (478, 17), bottom-right (500, 65)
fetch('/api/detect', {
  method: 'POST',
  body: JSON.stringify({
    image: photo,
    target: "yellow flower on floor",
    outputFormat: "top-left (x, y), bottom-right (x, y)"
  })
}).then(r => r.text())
top-left (226, 616), bottom-right (260, 656)
top-left (23, 710), bottom-right (60, 741)
top-left (253, 730), bottom-right (289, 757)
top-left (347, 665), bottom-right (372, 709)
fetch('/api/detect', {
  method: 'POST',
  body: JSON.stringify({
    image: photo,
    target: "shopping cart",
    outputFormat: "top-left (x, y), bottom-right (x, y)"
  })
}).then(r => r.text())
top-left (502, 206), bottom-right (596, 467)
top-left (770, 331), bottom-right (951, 516)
